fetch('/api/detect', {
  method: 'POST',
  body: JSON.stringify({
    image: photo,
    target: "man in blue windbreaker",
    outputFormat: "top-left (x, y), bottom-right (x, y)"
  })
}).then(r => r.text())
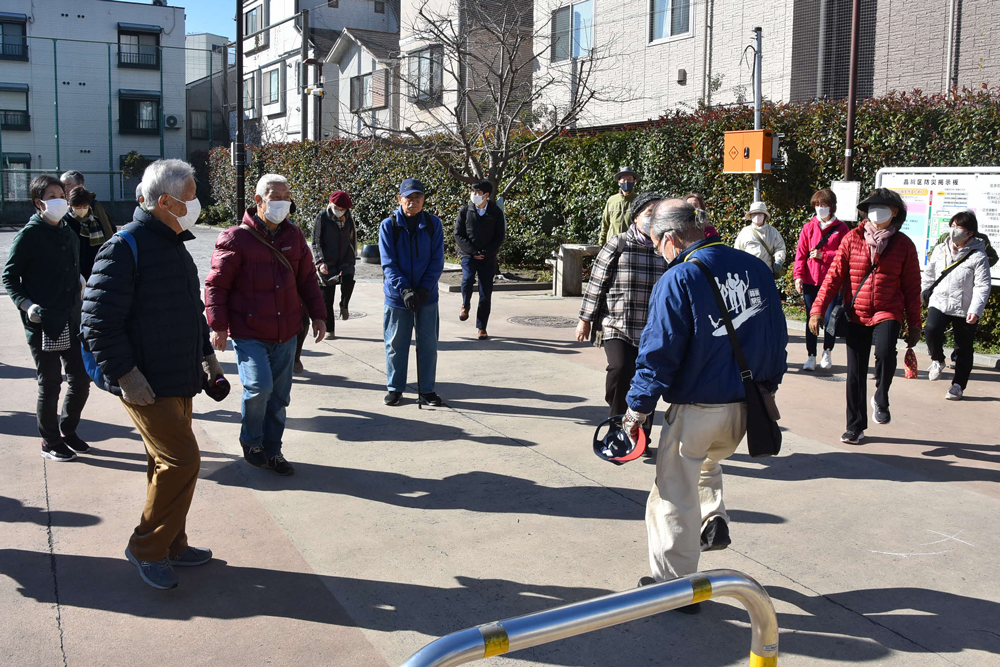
top-left (624, 198), bottom-right (787, 611)
top-left (379, 178), bottom-right (446, 407)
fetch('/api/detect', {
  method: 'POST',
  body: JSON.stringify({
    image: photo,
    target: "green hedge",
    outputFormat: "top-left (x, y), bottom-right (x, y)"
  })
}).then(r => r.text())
top-left (208, 88), bottom-right (1000, 349)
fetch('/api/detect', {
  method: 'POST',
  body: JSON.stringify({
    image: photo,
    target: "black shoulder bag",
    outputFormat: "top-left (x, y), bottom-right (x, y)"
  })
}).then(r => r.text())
top-left (690, 258), bottom-right (782, 457)
top-left (825, 234), bottom-right (897, 339)
top-left (590, 234), bottom-right (627, 347)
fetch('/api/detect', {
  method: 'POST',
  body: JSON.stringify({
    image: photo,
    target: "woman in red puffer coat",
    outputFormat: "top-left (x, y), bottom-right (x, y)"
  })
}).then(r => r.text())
top-left (809, 188), bottom-right (922, 445)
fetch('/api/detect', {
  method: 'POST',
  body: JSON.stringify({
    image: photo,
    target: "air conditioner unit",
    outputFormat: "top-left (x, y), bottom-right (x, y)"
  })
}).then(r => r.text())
top-left (164, 115), bottom-right (182, 129)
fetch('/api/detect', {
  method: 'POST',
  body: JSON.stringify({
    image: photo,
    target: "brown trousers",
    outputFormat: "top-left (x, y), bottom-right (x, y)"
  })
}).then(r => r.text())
top-left (121, 397), bottom-right (201, 562)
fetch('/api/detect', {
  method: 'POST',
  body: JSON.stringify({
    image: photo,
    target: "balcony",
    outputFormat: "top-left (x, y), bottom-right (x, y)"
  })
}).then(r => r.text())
top-left (0, 109), bottom-right (29, 131)
top-left (0, 41), bottom-right (28, 61)
top-left (120, 117), bottom-right (159, 136)
top-left (118, 49), bottom-right (159, 70)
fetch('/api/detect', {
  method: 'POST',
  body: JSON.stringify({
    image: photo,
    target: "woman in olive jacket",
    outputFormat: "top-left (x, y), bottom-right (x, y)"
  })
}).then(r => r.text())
top-left (311, 191), bottom-right (357, 338)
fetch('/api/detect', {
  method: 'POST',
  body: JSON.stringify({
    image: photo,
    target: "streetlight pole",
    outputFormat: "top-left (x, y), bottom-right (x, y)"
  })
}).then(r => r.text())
top-left (752, 26), bottom-right (762, 203)
top-left (844, 0), bottom-right (861, 181)
top-left (235, 1), bottom-right (245, 213)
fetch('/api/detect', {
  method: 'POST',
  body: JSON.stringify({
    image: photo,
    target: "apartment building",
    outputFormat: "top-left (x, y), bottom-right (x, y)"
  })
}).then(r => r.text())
top-left (185, 32), bottom-right (227, 84)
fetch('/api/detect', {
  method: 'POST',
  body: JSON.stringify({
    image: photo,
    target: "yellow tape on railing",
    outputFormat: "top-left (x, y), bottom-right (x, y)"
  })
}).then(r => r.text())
top-left (691, 575), bottom-right (713, 604)
top-left (480, 622), bottom-right (509, 658)
top-left (749, 650), bottom-right (778, 666)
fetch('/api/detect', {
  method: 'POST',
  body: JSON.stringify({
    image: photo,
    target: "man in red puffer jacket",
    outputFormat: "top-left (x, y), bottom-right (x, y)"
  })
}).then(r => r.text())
top-left (205, 174), bottom-right (326, 476)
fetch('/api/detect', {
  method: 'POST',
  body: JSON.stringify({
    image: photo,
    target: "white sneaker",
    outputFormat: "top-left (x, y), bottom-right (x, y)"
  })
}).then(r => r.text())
top-left (928, 360), bottom-right (944, 381)
top-left (820, 350), bottom-right (833, 370)
top-left (945, 384), bottom-right (963, 400)
top-left (803, 356), bottom-right (817, 372)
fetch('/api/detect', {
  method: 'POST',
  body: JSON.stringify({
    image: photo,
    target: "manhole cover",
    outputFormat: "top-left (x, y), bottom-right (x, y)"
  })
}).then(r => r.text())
top-left (337, 311), bottom-right (367, 320)
top-left (507, 316), bottom-right (577, 328)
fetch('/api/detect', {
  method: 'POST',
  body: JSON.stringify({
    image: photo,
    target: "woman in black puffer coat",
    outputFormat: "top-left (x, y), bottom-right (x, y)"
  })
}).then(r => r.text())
top-left (311, 191), bottom-right (357, 339)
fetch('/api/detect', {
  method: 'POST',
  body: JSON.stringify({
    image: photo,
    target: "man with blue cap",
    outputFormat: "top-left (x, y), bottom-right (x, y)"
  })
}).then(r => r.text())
top-left (379, 178), bottom-right (446, 406)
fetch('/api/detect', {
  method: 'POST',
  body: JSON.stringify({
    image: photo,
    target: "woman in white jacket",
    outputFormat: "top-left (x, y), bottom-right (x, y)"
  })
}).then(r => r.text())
top-left (921, 211), bottom-right (991, 400)
top-left (735, 201), bottom-right (786, 278)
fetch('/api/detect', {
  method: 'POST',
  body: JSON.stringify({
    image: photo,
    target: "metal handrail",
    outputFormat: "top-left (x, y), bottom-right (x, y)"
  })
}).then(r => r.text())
top-left (400, 569), bottom-right (779, 667)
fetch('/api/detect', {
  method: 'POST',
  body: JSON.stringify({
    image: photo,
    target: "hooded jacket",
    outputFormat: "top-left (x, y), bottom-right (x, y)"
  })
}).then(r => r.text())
top-left (922, 236), bottom-right (991, 318)
top-left (454, 200), bottom-right (506, 259)
top-left (793, 216), bottom-right (850, 287)
top-left (379, 208), bottom-right (445, 309)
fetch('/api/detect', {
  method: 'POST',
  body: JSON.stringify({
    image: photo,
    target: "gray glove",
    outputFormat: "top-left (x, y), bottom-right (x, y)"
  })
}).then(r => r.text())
top-left (26, 303), bottom-right (43, 324)
top-left (119, 366), bottom-right (156, 406)
top-left (623, 407), bottom-right (650, 444)
top-left (202, 353), bottom-right (224, 380)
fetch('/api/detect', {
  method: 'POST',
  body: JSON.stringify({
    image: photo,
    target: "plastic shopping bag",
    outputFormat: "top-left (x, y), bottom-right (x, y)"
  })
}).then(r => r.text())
top-left (904, 347), bottom-right (918, 379)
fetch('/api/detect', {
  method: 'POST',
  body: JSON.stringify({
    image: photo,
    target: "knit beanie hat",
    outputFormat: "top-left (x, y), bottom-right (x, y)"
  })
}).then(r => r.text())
top-left (329, 191), bottom-right (352, 209)
top-left (630, 191), bottom-right (665, 221)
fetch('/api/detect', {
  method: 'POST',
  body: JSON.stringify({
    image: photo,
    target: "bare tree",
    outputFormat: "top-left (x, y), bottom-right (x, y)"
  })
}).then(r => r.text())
top-left (346, 0), bottom-right (632, 198)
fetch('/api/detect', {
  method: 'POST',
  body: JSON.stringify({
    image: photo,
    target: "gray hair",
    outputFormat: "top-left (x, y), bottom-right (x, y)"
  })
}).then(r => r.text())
top-left (141, 159), bottom-right (195, 209)
top-left (61, 170), bottom-right (85, 186)
top-left (650, 199), bottom-right (702, 244)
top-left (256, 173), bottom-right (289, 197)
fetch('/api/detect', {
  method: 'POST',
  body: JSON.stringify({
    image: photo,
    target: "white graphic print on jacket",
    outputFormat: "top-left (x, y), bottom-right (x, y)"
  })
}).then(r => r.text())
top-left (708, 270), bottom-right (766, 336)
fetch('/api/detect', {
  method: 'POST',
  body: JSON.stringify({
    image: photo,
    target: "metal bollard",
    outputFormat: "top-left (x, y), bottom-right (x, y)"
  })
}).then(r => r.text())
top-left (399, 569), bottom-right (779, 667)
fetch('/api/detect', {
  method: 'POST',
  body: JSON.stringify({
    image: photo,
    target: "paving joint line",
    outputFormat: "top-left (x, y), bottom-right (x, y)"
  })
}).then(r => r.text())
top-left (42, 458), bottom-right (70, 667)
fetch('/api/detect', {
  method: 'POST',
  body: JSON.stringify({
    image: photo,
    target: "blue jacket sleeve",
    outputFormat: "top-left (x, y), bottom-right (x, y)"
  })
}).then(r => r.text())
top-left (420, 216), bottom-right (446, 291)
top-left (81, 236), bottom-right (137, 382)
top-left (626, 273), bottom-right (695, 414)
top-left (379, 217), bottom-right (410, 293)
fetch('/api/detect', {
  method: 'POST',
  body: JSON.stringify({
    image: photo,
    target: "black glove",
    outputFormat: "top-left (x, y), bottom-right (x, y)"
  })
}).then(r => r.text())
top-left (402, 289), bottom-right (420, 313)
top-left (416, 287), bottom-right (431, 306)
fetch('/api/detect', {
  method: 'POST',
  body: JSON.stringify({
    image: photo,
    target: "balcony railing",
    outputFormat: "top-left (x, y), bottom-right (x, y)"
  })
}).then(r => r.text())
top-left (120, 117), bottom-right (159, 135)
top-left (0, 41), bottom-right (28, 61)
top-left (0, 109), bottom-right (30, 131)
top-left (118, 49), bottom-right (160, 70)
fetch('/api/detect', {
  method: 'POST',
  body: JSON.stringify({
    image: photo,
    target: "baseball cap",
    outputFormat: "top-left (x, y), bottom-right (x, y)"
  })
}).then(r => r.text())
top-left (399, 179), bottom-right (425, 196)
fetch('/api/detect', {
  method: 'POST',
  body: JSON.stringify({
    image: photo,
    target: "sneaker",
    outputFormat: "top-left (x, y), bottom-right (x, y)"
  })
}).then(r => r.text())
top-left (820, 350), bottom-right (833, 370)
top-left (293, 360), bottom-right (305, 374)
top-left (340, 306), bottom-right (350, 321)
top-left (419, 392), bottom-right (444, 407)
top-left (40, 441), bottom-right (76, 462)
top-left (840, 430), bottom-right (865, 444)
top-left (384, 391), bottom-right (402, 406)
top-left (325, 331), bottom-right (337, 340)
top-left (168, 546), bottom-right (213, 567)
top-left (638, 577), bottom-right (701, 614)
top-left (928, 360), bottom-right (944, 381)
top-left (242, 444), bottom-right (268, 468)
top-left (125, 547), bottom-right (178, 590)
top-left (700, 517), bottom-right (731, 552)
top-left (62, 434), bottom-right (90, 454)
top-left (802, 355), bottom-right (817, 371)
top-left (945, 383), bottom-right (963, 401)
top-left (459, 306), bottom-right (470, 322)
top-left (268, 454), bottom-right (295, 476)
top-left (871, 397), bottom-right (891, 425)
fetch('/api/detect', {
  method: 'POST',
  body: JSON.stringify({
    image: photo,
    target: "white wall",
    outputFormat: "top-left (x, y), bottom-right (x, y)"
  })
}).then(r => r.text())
top-left (185, 33), bottom-right (227, 84)
top-left (332, 41), bottom-right (396, 137)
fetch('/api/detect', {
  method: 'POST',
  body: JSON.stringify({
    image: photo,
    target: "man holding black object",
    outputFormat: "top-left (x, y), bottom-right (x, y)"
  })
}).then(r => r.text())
top-left (455, 180), bottom-right (505, 340)
top-left (622, 199), bottom-right (786, 609)
top-left (379, 179), bottom-right (445, 407)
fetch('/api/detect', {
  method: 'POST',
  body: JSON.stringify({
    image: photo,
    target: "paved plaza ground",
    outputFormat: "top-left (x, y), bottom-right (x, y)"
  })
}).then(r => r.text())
top-left (1, 225), bottom-right (999, 666)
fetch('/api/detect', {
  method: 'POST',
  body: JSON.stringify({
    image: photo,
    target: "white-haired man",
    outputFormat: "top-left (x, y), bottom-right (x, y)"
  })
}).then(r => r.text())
top-left (204, 174), bottom-right (326, 476)
top-left (82, 159), bottom-right (228, 590)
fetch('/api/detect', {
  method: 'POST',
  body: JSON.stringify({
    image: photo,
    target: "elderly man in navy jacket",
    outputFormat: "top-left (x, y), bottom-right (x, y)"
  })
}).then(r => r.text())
top-left (624, 198), bottom-right (787, 611)
top-left (380, 179), bottom-right (445, 407)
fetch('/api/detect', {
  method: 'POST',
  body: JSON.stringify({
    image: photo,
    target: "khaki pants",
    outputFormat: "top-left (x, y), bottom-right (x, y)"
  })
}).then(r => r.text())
top-left (121, 397), bottom-right (201, 562)
top-left (646, 402), bottom-right (746, 581)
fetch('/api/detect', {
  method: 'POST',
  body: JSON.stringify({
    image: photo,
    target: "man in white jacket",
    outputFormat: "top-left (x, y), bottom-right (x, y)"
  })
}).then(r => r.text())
top-left (735, 201), bottom-right (786, 278)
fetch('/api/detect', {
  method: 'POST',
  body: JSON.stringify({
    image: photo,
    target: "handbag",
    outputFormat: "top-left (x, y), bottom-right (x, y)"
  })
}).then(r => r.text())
top-left (690, 258), bottom-right (782, 458)
top-left (825, 235), bottom-right (897, 339)
top-left (42, 323), bottom-right (71, 353)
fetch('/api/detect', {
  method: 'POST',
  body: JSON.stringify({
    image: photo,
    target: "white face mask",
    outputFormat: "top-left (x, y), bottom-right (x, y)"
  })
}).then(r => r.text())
top-left (950, 227), bottom-right (972, 244)
top-left (72, 207), bottom-right (90, 219)
top-left (637, 214), bottom-right (653, 237)
top-left (751, 213), bottom-right (766, 226)
top-left (868, 205), bottom-right (893, 225)
top-left (42, 198), bottom-right (69, 221)
top-left (170, 195), bottom-right (202, 231)
top-left (815, 206), bottom-right (831, 221)
top-left (261, 199), bottom-right (291, 224)
top-left (331, 206), bottom-right (346, 218)
top-left (471, 193), bottom-right (486, 207)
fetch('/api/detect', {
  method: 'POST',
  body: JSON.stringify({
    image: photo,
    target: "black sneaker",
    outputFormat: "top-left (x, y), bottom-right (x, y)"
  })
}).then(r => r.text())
top-left (871, 397), bottom-right (890, 425)
top-left (242, 444), bottom-right (268, 468)
top-left (40, 441), bottom-right (76, 462)
top-left (638, 577), bottom-right (700, 614)
top-left (700, 517), bottom-right (731, 552)
top-left (419, 392), bottom-right (443, 407)
top-left (62, 434), bottom-right (90, 454)
top-left (268, 454), bottom-right (295, 476)
top-left (384, 391), bottom-right (402, 406)
top-left (840, 430), bottom-right (865, 444)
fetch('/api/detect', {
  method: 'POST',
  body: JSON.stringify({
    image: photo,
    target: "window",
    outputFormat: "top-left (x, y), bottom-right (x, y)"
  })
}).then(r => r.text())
top-left (409, 47), bottom-right (443, 104)
top-left (0, 18), bottom-right (28, 61)
top-left (118, 30), bottom-right (160, 69)
top-left (351, 73), bottom-right (373, 112)
top-left (263, 68), bottom-right (280, 105)
top-left (243, 5), bottom-right (268, 52)
top-left (374, 1), bottom-right (385, 13)
top-left (245, 7), bottom-right (261, 35)
top-left (0, 83), bottom-right (29, 131)
top-left (190, 110), bottom-right (209, 139)
top-left (551, 1), bottom-right (592, 63)
top-left (243, 76), bottom-right (256, 111)
top-left (119, 91), bottom-right (160, 135)
top-left (2, 153), bottom-right (30, 200)
top-left (650, 0), bottom-right (691, 42)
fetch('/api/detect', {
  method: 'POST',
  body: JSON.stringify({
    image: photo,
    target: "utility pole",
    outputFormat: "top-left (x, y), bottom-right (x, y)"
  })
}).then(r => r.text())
top-left (844, 0), bottom-right (861, 180)
top-left (753, 26), bottom-right (762, 203)
top-left (314, 62), bottom-right (323, 142)
top-left (300, 9), bottom-right (310, 141)
top-left (221, 44), bottom-right (229, 135)
top-left (235, 1), bottom-right (246, 213)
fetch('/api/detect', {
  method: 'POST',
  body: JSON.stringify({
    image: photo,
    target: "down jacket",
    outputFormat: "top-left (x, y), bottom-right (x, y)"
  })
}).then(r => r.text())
top-left (81, 209), bottom-right (213, 398)
top-left (921, 237), bottom-right (991, 318)
top-left (312, 208), bottom-right (357, 278)
top-left (812, 225), bottom-right (922, 333)
top-left (792, 216), bottom-right (850, 287)
top-left (205, 209), bottom-right (325, 344)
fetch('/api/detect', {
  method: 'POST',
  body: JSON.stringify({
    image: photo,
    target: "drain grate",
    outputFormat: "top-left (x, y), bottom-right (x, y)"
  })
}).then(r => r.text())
top-left (815, 374), bottom-right (846, 382)
top-left (337, 311), bottom-right (367, 320)
top-left (507, 315), bottom-right (578, 328)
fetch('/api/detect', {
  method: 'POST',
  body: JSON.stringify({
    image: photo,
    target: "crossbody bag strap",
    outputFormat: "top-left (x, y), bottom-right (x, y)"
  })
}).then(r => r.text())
top-left (845, 232), bottom-right (898, 312)
top-left (690, 258), bottom-right (753, 381)
top-left (812, 225), bottom-right (838, 252)
top-left (240, 223), bottom-right (294, 274)
top-left (927, 248), bottom-right (978, 296)
top-left (752, 227), bottom-right (776, 260)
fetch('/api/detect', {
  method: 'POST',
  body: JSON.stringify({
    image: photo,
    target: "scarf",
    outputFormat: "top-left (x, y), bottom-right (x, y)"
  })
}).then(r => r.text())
top-left (864, 220), bottom-right (896, 263)
top-left (76, 213), bottom-right (107, 247)
top-left (633, 223), bottom-right (654, 247)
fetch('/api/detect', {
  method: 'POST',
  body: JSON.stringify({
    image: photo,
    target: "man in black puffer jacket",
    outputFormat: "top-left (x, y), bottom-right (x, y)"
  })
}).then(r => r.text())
top-left (454, 180), bottom-right (506, 339)
top-left (81, 159), bottom-right (227, 591)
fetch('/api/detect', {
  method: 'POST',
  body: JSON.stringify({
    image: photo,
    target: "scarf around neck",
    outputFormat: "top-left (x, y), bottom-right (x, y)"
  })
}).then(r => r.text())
top-left (632, 223), bottom-right (654, 247)
top-left (863, 219), bottom-right (896, 262)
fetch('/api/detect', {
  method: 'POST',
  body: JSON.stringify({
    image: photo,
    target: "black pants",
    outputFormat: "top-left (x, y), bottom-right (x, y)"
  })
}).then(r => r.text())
top-left (924, 307), bottom-right (977, 389)
top-left (322, 276), bottom-right (356, 333)
top-left (603, 338), bottom-right (653, 437)
top-left (802, 283), bottom-right (839, 356)
top-left (461, 256), bottom-right (496, 330)
top-left (28, 338), bottom-right (91, 446)
top-left (845, 319), bottom-right (900, 432)
top-left (295, 309), bottom-right (310, 365)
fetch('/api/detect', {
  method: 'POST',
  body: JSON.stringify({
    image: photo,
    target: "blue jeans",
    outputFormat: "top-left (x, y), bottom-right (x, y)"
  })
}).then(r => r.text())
top-left (232, 337), bottom-right (296, 458)
top-left (461, 256), bottom-right (496, 330)
top-left (384, 302), bottom-right (439, 393)
top-left (802, 283), bottom-right (841, 356)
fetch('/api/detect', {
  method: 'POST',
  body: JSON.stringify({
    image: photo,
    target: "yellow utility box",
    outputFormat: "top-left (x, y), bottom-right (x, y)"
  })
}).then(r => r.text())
top-left (724, 130), bottom-right (773, 174)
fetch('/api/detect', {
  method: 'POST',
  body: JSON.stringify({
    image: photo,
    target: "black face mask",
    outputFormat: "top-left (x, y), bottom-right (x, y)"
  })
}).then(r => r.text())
top-left (289, 200), bottom-right (296, 216)
top-left (620, 181), bottom-right (634, 193)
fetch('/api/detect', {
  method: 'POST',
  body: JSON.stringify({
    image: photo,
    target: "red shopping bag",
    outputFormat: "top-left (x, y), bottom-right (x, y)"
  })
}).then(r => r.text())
top-left (904, 347), bottom-right (918, 379)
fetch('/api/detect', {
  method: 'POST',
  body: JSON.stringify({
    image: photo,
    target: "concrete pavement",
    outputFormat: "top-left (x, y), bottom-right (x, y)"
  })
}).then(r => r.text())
top-left (2, 225), bottom-right (999, 666)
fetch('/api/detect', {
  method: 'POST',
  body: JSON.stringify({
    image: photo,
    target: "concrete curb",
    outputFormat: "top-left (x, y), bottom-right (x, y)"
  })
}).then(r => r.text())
top-left (439, 281), bottom-right (553, 293)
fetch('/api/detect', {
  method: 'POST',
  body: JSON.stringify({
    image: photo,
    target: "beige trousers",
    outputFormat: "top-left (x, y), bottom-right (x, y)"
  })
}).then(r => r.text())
top-left (646, 402), bottom-right (747, 581)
